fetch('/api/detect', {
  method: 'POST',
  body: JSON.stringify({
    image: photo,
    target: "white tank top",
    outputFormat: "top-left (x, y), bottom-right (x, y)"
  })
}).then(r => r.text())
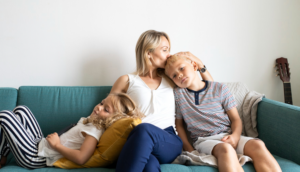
top-left (127, 74), bottom-right (176, 130)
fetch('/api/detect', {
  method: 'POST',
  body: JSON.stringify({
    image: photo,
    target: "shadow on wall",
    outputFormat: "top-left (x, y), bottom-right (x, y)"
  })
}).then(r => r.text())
top-left (80, 50), bottom-right (129, 86)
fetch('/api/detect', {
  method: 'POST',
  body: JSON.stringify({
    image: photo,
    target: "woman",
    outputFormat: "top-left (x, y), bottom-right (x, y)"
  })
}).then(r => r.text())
top-left (111, 30), bottom-right (213, 172)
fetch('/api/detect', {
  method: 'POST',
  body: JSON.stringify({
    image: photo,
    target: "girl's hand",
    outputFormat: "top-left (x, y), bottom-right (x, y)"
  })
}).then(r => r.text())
top-left (221, 134), bottom-right (240, 149)
top-left (46, 132), bottom-right (61, 149)
top-left (174, 51), bottom-right (205, 69)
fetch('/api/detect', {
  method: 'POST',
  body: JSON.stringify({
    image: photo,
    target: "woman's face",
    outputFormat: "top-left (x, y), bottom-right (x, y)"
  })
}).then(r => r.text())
top-left (149, 36), bottom-right (170, 69)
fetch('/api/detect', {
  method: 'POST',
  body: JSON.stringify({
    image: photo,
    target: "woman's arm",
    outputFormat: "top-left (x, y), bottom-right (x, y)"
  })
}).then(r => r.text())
top-left (110, 75), bottom-right (129, 94)
top-left (46, 132), bottom-right (97, 165)
top-left (175, 52), bottom-right (213, 81)
top-left (175, 119), bottom-right (194, 152)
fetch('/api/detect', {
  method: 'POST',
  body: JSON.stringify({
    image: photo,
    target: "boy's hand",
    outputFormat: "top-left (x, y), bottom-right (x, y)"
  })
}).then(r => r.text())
top-left (221, 134), bottom-right (240, 149)
top-left (46, 132), bottom-right (61, 149)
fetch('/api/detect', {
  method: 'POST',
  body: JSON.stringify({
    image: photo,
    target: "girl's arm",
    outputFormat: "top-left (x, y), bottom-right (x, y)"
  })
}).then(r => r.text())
top-left (175, 119), bottom-right (194, 152)
top-left (110, 75), bottom-right (129, 94)
top-left (46, 132), bottom-right (97, 165)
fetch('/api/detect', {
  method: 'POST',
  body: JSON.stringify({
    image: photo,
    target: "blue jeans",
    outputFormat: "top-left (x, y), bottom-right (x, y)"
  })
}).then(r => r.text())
top-left (116, 123), bottom-right (183, 172)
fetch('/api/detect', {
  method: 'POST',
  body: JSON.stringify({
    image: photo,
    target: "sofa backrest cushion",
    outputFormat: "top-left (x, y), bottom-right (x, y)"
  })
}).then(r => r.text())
top-left (0, 87), bottom-right (18, 111)
top-left (17, 86), bottom-right (112, 136)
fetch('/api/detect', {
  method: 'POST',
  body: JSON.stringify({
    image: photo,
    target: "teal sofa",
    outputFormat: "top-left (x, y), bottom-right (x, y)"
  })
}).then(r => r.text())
top-left (0, 86), bottom-right (300, 172)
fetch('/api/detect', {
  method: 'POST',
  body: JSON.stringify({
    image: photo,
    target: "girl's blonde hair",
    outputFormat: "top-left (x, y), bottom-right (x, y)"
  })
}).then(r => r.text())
top-left (135, 30), bottom-right (171, 76)
top-left (83, 93), bottom-right (144, 129)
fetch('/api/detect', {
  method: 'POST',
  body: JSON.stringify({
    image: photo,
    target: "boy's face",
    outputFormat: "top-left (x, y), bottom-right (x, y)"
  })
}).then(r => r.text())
top-left (165, 58), bottom-right (197, 88)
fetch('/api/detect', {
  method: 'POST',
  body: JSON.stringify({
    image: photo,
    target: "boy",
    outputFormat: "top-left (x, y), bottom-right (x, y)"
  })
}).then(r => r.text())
top-left (165, 54), bottom-right (281, 172)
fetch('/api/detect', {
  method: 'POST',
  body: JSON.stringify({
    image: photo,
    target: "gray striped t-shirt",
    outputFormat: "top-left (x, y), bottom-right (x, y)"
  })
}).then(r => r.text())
top-left (174, 81), bottom-right (237, 142)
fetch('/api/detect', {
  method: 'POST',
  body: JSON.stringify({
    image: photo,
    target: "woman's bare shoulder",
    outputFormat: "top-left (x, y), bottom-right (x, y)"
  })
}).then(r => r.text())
top-left (119, 74), bottom-right (129, 81)
top-left (115, 75), bottom-right (130, 85)
top-left (110, 75), bottom-right (130, 93)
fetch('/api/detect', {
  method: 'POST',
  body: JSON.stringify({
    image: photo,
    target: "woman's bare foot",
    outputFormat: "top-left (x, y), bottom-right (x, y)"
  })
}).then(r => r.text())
top-left (0, 156), bottom-right (7, 168)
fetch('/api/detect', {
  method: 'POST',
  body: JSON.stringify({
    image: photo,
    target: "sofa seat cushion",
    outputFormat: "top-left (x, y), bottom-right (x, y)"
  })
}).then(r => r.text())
top-left (4, 154), bottom-right (299, 171)
top-left (0, 163), bottom-right (115, 172)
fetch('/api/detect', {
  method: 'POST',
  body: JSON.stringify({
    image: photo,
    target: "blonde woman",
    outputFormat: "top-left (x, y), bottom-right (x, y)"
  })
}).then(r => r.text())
top-left (0, 93), bottom-right (143, 169)
top-left (111, 30), bottom-right (213, 172)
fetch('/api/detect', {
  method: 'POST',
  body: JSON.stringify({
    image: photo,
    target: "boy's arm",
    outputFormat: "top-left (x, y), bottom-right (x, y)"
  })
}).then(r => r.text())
top-left (175, 118), bottom-right (195, 152)
top-left (221, 107), bottom-right (242, 149)
top-left (46, 132), bottom-right (97, 165)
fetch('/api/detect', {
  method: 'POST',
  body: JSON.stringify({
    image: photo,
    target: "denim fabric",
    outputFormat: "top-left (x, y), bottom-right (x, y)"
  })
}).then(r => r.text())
top-left (116, 123), bottom-right (183, 172)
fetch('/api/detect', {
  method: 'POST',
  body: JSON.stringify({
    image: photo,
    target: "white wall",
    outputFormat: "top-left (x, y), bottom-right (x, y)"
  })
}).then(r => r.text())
top-left (1, 0), bottom-right (300, 106)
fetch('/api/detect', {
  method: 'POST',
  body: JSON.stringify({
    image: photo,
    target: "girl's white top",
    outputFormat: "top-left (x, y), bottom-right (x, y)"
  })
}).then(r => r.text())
top-left (127, 74), bottom-right (176, 130)
top-left (38, 118), bottom-right (104, 166)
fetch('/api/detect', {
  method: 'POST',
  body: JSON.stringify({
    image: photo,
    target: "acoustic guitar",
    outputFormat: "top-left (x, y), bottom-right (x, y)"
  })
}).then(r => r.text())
top-left (275, 57), bottom-right (293, 105)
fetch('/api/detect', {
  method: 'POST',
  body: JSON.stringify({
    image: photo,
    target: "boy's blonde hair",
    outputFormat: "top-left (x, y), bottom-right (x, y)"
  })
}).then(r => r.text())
top-left (165, 54), bottom-right (191, 74)
top-left (135, 30), bottom-right (170, 76)
top-left (83, 93), bottom-right (144, 129)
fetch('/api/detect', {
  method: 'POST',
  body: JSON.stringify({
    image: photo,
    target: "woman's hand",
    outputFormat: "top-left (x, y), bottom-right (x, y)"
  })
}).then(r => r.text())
top-left (46, 132), bottom-right (61, 149)
top-left (221, 134), bottom-right (240, 149)
top-left (174, 51), bottom-right (205, 69)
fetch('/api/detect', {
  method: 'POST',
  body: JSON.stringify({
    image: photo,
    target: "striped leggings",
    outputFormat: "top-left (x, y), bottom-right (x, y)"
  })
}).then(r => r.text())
top-left (0, 105), bottom-right (47, 169)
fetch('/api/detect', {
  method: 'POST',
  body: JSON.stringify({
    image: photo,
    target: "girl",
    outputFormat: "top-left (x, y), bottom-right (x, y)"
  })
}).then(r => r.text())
top-left (0, 93), bottom-right (144, 169)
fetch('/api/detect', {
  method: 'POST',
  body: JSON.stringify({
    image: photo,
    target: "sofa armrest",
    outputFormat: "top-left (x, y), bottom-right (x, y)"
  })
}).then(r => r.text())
top-left (257, 98), bottom-right (300, 165)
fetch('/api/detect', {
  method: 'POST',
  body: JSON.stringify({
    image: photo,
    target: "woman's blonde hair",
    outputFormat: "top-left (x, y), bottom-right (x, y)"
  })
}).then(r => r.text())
top-left (83, 93), bottom-right (144, 129)
top-left (135, 30), bottom-right (170, 76)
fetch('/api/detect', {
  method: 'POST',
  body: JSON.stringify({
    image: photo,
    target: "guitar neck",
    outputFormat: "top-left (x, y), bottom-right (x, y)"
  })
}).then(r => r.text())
top-left (283, 83), bottom-right (293, 105)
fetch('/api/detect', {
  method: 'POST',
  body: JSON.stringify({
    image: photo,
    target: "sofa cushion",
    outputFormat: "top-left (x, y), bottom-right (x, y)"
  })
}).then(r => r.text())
top-left (0, 87), bottom-right (17, 111)
top-left (17, 86), bottom-right (112, 136)
top-left (257, 98), bottom-right (300, 165)
top-left (53, 117), bottom-right (141, 168)
top-left (0, 162), bottom-right (115, 172)
top-left (4, 154), bottom-right (299, 171)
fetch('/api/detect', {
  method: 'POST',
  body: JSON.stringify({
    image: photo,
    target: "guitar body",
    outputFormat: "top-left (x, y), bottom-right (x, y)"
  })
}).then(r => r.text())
top-left (276, 57), bottom-right (293, 105)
